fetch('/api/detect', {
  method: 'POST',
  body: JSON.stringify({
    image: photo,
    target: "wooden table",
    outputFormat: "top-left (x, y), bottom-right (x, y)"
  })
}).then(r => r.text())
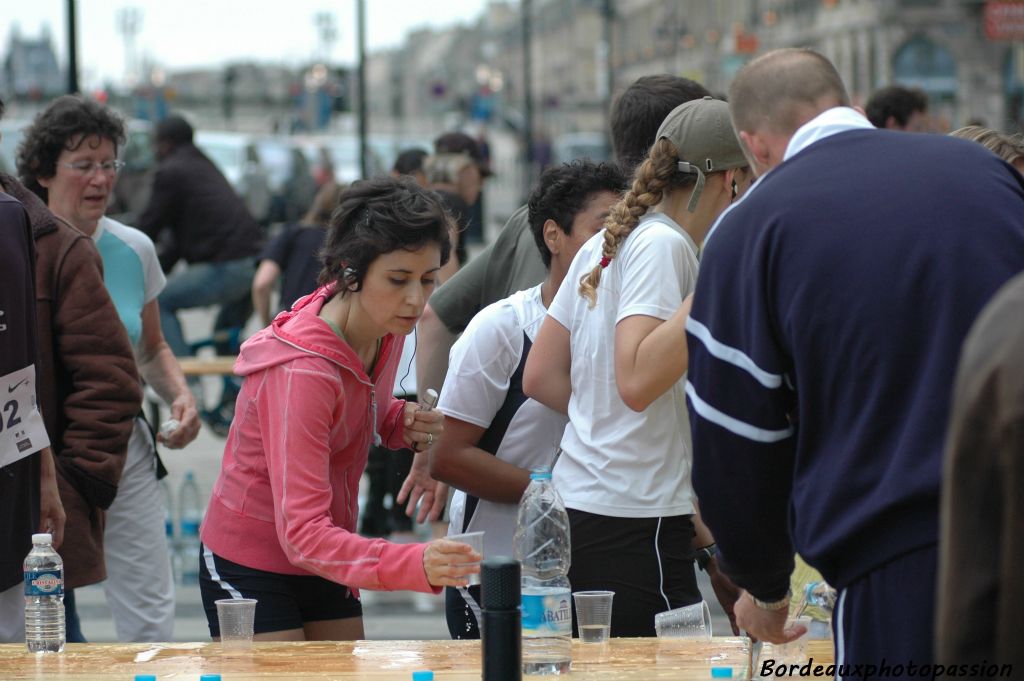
top-left (178, 356), bottom-right (238, 377)
top-left (756, 639), bottom-right (835, 677)
top-left (0, 638), bottom-right (755, 680)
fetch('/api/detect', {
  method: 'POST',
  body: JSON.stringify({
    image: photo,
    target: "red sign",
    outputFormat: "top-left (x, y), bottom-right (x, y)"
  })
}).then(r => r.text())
top-left (985, 1), bottom-right (1024, 41)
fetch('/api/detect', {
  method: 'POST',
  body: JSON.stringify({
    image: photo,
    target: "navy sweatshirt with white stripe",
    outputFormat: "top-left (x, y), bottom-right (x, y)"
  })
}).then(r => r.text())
top-left (687, 127), bottom-right (1024, 600)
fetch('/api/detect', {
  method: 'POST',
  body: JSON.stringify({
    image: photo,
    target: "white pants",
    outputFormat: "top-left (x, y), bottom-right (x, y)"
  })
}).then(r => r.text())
top-left (0, 582), bottom-right (24, 643)
top-left (102, 419), bottom-right (175, 642)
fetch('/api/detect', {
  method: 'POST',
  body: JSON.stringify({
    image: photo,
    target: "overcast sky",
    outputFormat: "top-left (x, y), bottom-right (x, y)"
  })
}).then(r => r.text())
top-left (9, 0), bottom-right (489, 87)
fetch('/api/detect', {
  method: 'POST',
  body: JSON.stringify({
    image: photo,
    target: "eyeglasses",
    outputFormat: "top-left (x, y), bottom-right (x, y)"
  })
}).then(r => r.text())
top-left (60, 160), bottom-right (126, 176)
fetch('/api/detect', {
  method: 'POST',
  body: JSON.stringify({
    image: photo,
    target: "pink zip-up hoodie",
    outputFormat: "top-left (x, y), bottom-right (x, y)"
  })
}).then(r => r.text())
top-left (200, 283), bottom-right (436, 594)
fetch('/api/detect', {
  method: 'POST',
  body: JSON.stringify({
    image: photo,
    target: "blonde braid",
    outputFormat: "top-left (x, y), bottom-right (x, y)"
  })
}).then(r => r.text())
top-left (579, 139), bottom-right (681, 307)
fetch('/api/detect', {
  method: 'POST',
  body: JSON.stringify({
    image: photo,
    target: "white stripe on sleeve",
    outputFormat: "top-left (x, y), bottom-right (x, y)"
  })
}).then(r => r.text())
top-left (685, 381), bottom-right (795, 443)
top-left (686, 317), bottom-right (785, 389)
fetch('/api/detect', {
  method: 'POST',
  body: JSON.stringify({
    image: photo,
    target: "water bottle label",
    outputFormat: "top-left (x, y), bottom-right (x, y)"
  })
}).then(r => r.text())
top-left (180, 519), bottom-right (200, 535)
top-left (24, 570), bottom-right (63, 597)
top-left (521, 589), bottom-right (571, 637)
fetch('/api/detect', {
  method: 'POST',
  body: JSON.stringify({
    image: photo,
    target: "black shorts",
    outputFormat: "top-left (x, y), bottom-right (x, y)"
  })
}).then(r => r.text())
top-left (198, 544), bottom-right (363, 636)
top-left (567, 509), bottom-right (700, 637)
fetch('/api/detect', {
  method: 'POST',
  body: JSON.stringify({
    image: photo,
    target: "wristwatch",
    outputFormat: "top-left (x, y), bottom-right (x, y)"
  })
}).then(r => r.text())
top-left (750, 590), bottom-right (792, 611)
top-left (695, 543), bottom-right (717, 572)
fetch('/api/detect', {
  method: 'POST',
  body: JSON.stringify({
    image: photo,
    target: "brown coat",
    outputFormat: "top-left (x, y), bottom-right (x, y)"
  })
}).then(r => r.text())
top-left (0, 174), bottom-right (141, 589)
top-left (937, 271), bottom-right (1024, 672)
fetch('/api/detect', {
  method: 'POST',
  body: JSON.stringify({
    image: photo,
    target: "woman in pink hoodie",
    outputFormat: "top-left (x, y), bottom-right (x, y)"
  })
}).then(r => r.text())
top-left (198, 177), bottom-right (479, 641)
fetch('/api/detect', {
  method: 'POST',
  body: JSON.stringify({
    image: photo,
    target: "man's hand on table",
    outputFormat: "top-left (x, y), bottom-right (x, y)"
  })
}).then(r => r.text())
top-left (734, 591), bottom-right (807, 644)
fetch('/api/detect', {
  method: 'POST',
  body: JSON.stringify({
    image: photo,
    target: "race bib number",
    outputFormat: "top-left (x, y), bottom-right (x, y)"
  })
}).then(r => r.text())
top-left (0, 365), bottom-right (50, 468)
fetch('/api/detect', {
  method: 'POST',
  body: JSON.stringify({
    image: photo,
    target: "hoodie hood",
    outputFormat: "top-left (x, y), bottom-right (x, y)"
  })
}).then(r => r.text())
top-left (234, 283), bottom-right (401, 382)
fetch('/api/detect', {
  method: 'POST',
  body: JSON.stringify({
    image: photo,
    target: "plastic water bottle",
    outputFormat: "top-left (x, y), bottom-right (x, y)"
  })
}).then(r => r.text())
top-left (177, 471), bottom-right (203, 585)
top-left (513, 467), bottom-right (572, 675)
top-left (804, 581), bottom-right (837, 612)
top-left (24, 533), bottom-right (65, 653)
top-left (794, 580), bottom-right (838, 619)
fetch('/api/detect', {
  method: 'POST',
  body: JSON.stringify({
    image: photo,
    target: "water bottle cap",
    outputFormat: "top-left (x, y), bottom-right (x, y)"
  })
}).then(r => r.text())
top-left (185, 471), bottom-right (195, 481)
top-left (200, 675), bottom-right (223, 681)
top-left (412, 671), bottom-right (434, 681)
top-left (529, 467), bottom-right (552, 480)
top-left (134, 676), bottom-right (158, 681)
top-left (711, 667), bottom-right (734, 678)
top-left (31, 533), bottom-right (52, 545)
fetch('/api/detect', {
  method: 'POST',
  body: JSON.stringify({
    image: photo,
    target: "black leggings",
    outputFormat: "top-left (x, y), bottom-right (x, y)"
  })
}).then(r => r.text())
top-left (567, 509), bottom-right (700, 637)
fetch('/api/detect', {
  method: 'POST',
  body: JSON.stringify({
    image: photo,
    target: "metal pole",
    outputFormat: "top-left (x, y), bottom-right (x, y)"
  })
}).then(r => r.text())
top-left (522, 0), bottom-right (534, 198)
top-left (66, 0), bottom-right (79, 94)
top-left (356, 0), bottom-right (369, 179)
top-left (602, 0), bottom-right (614, 138)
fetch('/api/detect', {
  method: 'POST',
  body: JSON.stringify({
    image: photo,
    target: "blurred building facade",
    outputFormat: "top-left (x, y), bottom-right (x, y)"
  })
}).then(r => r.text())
top-left (2, 26), bottom-right (64, 101)
top-left (362, 0), bottom-right (1022, 137)
top-left (1, 1), bottom-right (1019, 135)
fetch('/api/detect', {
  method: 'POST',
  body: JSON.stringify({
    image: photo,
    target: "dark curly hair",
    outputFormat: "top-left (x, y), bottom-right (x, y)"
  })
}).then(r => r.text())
top-left (865, 85), bottom-right (928, 129)
top-left (16, 95), bottom-right (126, 203)
top-left (318, 176), bottom-right (453, 293)
top-left (528, 161), bottom-right (627, 269)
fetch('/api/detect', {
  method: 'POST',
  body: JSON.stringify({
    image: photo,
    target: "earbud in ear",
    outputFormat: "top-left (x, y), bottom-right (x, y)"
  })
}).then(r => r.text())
top-left (343, 266), bottom-right (358, 291)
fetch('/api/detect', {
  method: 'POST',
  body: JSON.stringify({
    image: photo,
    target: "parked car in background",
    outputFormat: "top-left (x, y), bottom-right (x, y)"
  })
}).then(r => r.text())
top-left (195, 131), bottom-right (272, 225)
top-left (295, 135), bottom-right (385, 186)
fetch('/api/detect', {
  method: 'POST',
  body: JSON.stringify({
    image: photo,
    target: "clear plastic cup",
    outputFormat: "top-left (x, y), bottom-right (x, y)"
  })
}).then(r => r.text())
top-left (447, 531), bottom-right (484, 585)
top-left (654, 600), bottom-right (712, 639)
top-left (573, 591), bottom-right (614, 643)
top-left (215, 598), bottom-right (257, 648)
top-left (775, 615), bottom-right (813, 663)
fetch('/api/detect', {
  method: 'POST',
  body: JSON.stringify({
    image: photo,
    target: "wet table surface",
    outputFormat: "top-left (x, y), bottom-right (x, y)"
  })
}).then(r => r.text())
top-left (0, 637), bottom-right (766, 680)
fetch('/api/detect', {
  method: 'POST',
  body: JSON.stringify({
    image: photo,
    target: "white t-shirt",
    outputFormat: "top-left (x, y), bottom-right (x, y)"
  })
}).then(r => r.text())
top-left (547, 213), bottom-right (698, 518)
top-left (92, 216), bottom-right (165, 349)
top-left (439, 285), bottom-right (568, 556)
top-left (392, 327), bottom-right (417, 398)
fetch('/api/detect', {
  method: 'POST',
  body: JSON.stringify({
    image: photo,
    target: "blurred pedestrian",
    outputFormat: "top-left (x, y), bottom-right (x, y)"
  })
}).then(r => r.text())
top-left (431, 160), bottom-right (626, 639)
top-left (136, 114), bottom-right (264, 360)
top-left (252, 181), bottom-right (345, 327)
top-left (686, 48), bottom-right (1024, 669)
top-left (0, 100), bottom-right (65, 640)
top-left (937, 271), bottom-right (1024, 673)
top-left (391, 148), bottom-right (429, 186)
top-left (424, 152), bottom-right (479, 280)
top-left (865, 84), bottom-right (930, 132)
top-left (434, 131), bottom-right (491, 254)
top-left (14, 98), bottom-right (141, 644)
top-left (524, 97), bottom-right (749, 637)
top-left (280, 147), bottom-right (317, 224)
top-left (20, 94), bottom-right (201, 642)
top-left (198, 177), bottom-right (478, 642)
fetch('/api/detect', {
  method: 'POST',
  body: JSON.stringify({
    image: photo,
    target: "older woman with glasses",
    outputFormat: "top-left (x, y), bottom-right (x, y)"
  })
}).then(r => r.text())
top-left (18, 95), bottom-right (200, 642)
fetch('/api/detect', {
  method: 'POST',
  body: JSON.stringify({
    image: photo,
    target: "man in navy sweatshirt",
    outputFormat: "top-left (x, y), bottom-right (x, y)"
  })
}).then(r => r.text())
top-left (686, 47), bottom-right (1024, 673)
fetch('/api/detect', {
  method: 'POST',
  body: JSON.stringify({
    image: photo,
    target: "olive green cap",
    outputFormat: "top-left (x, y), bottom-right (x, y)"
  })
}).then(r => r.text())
top-left (656, 96), bottom-right (746, 212)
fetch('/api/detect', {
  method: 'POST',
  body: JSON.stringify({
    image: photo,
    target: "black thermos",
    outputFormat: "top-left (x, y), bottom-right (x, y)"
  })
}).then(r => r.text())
top-left (481, 556), bottom-right (522, 681)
